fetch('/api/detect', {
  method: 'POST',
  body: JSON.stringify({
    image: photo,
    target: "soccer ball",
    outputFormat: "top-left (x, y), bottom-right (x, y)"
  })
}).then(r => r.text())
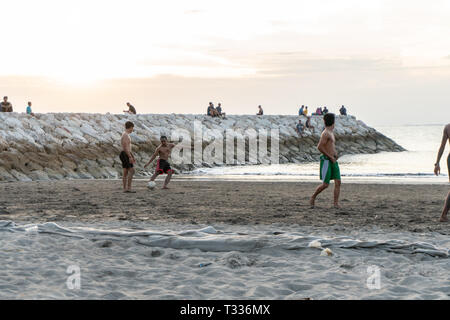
top-left (147, 181), bottom-right (156, 190)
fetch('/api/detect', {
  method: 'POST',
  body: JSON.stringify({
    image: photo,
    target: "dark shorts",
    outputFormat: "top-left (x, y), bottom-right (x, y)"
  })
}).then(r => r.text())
top-left (119, 151), bottom-right (133, 169)
top-left (156, 159), bottom-right (173, 174)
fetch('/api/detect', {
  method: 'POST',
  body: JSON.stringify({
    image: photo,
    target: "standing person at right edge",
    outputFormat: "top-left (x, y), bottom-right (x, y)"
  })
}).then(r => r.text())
top-left (434, 123), bottom-right (450, 222)
top-left (120, 121), bottom-right (136, 193)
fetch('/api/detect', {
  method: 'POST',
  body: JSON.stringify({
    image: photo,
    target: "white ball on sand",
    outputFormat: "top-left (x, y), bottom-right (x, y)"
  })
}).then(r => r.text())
top-left (147, 181), bottom-right (156, 190)
top-left (320, 248), bottom-right (333, 257)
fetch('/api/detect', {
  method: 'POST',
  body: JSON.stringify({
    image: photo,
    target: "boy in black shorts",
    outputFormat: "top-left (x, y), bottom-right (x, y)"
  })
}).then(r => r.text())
top-left (120, 121), bottom-right (136, 192)
top-left (144, 136), bottom-right (176, 189)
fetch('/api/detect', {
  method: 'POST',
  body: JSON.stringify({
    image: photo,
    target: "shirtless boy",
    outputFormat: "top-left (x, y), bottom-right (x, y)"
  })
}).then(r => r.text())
top-left (310, 113), bottom-right (341, 208)
top-left (119, 121), bottom-right (136, 193)
top-left (144, 136), bottom-right (176, 189)
top-left (434, 123), bottom-right (450, 222)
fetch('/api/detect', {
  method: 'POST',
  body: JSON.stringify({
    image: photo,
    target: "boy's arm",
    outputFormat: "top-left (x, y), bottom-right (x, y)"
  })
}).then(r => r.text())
top-left (434, 127), bottom-right (448, 175)
top-left (144, 147), bottom-right (160, 168)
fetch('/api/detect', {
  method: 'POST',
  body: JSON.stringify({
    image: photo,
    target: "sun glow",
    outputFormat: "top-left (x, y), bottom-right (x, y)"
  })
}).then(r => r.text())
top-left (1, 0), bottom-right (450, 86)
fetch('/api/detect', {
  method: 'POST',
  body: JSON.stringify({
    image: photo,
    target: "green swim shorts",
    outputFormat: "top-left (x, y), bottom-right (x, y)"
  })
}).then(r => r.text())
top-left (319, 155), bottom-right (341, 184)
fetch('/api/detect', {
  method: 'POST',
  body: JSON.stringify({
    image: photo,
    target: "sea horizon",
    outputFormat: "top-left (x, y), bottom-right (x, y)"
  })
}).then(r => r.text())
top-left (181, 123), bottom-right (448, 184)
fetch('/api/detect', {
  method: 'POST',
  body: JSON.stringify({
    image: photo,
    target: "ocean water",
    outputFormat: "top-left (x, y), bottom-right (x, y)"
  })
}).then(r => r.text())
top-left (187, 124), bottom-right (449, 184)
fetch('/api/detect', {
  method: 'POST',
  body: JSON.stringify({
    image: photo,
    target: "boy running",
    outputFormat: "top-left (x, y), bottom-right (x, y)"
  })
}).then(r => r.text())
top-left (119, 121), bottom-right (136, 193)
top-left (144, 136), bottom-right (176, 189)
top-left (310, 113), bottom-right (341, 208)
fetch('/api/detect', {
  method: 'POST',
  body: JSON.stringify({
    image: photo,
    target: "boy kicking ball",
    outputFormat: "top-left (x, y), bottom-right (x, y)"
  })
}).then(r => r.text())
top-left (310, 113), bottom-right (342, 208)
top-left (144, 136), bottom-right (176, 189)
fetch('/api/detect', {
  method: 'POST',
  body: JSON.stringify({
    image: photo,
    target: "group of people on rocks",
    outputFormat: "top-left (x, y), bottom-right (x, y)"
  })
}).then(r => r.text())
top-left (295, 118), bottom-right (315, 136)
top-left (205, 102), bottom-right (349, 138)
top-left (298, 105), bottom-right (348, 117)
top-left (295, 105), bottom-right (349, 136)
top-left (1, 96), bottom-right (347, 121)
top-left (207, 102), bottom-right (226, 118)
top-left (1, 97), bottom-right (136, 117)
top-left (207, 103), bottom-right (265, 117)
top-left (0, 96), bottom-right (34, 115)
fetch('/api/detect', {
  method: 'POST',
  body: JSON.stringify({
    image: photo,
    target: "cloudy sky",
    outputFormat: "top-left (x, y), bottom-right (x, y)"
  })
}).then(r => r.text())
top-left (1, 0), bottom-right (449, 125)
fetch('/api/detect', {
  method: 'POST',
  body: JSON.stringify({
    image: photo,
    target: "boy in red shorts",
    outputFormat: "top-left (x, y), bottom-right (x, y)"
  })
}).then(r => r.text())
top-left (144, 136), bottom-right (176, 189)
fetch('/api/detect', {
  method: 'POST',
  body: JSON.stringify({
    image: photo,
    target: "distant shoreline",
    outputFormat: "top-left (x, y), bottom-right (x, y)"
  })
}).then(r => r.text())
top-left (1, 175), bottom-right (447, 185)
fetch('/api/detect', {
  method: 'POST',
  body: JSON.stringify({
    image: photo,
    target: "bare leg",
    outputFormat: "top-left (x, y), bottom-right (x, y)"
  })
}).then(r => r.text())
top-left (150, 171), bottom-right (160, 182)
top-left (440, 191), bottom-right (449, 222)
top-left (122, 168), bottom-right (128, 191)
top-left (334, 179), bottom-right (341, 208)
top-left (163, 172), bottom-right (173, 189)
top-left (310, 183), bottom-right (329, 208)
top-left (127, 167), bottom-right (135, 191)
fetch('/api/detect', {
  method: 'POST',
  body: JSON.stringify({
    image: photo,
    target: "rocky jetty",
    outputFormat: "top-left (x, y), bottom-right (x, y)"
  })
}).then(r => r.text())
top-left (0, 113), bottom-right (404, 181)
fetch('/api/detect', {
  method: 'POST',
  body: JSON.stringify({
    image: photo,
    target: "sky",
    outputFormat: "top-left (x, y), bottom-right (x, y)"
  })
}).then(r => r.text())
top-left (0, 0), bottom-right (449, 125)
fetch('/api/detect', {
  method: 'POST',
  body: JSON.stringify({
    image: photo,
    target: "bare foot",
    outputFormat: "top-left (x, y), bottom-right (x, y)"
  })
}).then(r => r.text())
top-left (334, 204), bottom-right (341, 209)
top-left (162, 186), bottom-right (169, 189)
top-left (124, 190), bottom-right (136, 193)
top-left (440, 216), bottom-right (448, 222)
top-left (309, 198), bottom-right (315, 208)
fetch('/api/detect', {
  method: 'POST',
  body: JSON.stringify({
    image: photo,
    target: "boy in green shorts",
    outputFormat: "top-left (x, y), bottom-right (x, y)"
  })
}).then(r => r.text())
top-left (310, 113), bottom-right (341, 208)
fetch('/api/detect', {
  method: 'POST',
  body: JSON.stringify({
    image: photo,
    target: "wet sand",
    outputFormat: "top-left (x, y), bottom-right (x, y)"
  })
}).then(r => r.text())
top-left (1, 179), bottom-right (448, 234)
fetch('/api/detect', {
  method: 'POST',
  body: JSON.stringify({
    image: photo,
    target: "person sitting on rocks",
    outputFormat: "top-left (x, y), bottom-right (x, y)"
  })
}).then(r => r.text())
top-left (299, 105), bottom-right (304, 116)
top-left (207, 102), bottom-right (213, 116)
top-left (296, 120), bottom-right (305, 136)
top-left (1, 96), bottom-right (13, 112)
top-left (207, 102), bottom-right (220, 117)
top-left (257, 105), bottom-right (263, 115)
top-left (314, 107), bottom-right (322, 116)
top-left (303, 106), bottom-right (308, 116)
top-left (216, 103), bottom-right (222, 115)
top-left (26, 101), bottom-right (35, 116)
top-left (306, 116), bottom-right (315, 132)
top-left (216, 102), bottom-right (226, 119)
top-left (123, 102), bottom-right (136, 115)
top-left (323, 106), bottom-right (329, 115)
top-left (339, 105), bottom-right (347, 116)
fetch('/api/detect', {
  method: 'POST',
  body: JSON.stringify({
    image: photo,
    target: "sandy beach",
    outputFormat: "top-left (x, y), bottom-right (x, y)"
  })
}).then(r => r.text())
top-left (1, 179), bottom-right (449, 300)
top-left (1, 179), bottom-right (448, 234)
top-left (2, 0), bottom-right (450, 304)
